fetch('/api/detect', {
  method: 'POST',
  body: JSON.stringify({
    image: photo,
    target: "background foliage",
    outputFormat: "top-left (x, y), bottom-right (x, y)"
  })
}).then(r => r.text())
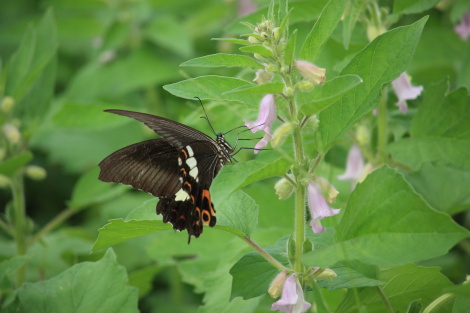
top-left (1, 0), bottom-right (470, 312)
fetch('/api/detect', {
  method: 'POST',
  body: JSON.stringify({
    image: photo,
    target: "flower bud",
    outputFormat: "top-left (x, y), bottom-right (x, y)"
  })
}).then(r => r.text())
top-left (25, 165), bottom-right (47, 181)
top-left (265, 64), bottom-right (278, 73)
top-left (274, 176), bottom-right (294, 200)
top-left (3, 124), bottom-right (21, 144)
top-left (253, 53), bottom-right (264, 60)
top-left (283, 86), bottom-right (294, 97)
top-left (305, 115), bottom-right (319, 129)
top-left (356, 124), bottom-right (369, 146)
top-left (366, 24), bottom-right (387, 42)
top-left (316, 268), bottom-right (337, 280)
top-left (253, 69), bottom-right (272, 85)
top-left (295, 80), bottom-right (314, 92)
top-left (295, 60), bottom-right (326, 85)
top-left (0, 175), bottom-right (10, 188)
top-left (260, 31), bottom-right (268, 39)
top-left (248, 36), bottom-right (260, 44)
top-left (1, 97), bottom-right (15, 113)
top-left (271, 123), bottom-right (293, 148)
top-left (268, 271), bottom-right (288, 298)
top-left (272, 27), bottom-right (281, 41)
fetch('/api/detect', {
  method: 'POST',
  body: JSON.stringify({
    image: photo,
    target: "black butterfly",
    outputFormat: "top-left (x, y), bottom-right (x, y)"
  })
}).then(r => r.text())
top-left (98, 109), bottom-right (235, 241)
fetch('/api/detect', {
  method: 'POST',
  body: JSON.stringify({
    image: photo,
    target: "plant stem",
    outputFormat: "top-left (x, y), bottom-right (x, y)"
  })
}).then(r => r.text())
top-left (375, 286), bottom-right (394, 313)
top-left (30, 207), bottom-right (78, 244)
top-left (12, 172), bottom-right (26, 286)
top-left (244, 236), bottom-right (288, 271)
top-left (377, 89), bottom-right (388, 164)
top-left (293, 182), bottom-right (305, 273)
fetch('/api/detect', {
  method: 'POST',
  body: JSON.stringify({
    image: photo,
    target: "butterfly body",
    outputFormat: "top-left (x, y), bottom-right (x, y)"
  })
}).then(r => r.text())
top-left (98, 109), bottom-right (234, 240)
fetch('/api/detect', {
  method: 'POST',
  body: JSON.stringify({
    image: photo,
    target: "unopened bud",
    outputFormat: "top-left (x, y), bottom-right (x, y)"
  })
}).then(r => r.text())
top-left (366, 24), bottom-right (387, 42)
top-left (253, 53), bottom-right (264, 60)
top-left (3, 124), bottom-right (21, 144)
top-left (0, 175), bottom-right (10, 188)
top-left (295, 80), bottom-right (314, 92)
top-left (25, 165), bottom-right (47, 181)
top-left (315, 177), bottom-right (338, 204)
top-left (260, 32), bottom-right (268, 39)
top-left (356, 124), bottom-right (369, 146)
top-left (295, 60), bottom-right (326, 85)
top-left (316, 268), bottom-right (337, 280)
top-left (253, 69), bottom-right (273, 85)
top-left (265, 64), bottom-right (278, 73)
top-left (1, 97), bottom-right (15, 113)
top-left (272, 27), bottom-right (281, 42)
top-left (274, 176), bottom-right (294, 200)
top-left (283, 86), bottom-right (294, 97)
top-left (305, 115), bottom-right (319, 130)
top-left (271, 123), bottom-right (293, 148)
top-left (268, 271), bottom-right (288, 298)
top-left (248, 36), bottom-right (260, 44)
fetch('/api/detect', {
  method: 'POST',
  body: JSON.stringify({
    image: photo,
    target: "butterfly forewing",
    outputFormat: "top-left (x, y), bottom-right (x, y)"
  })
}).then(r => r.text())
top-left (98, 109), bottom-right (233, 240)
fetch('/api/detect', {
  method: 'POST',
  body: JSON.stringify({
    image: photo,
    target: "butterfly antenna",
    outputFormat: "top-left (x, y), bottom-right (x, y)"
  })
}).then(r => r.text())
top-left (195, 97), bottom-right (216, 136)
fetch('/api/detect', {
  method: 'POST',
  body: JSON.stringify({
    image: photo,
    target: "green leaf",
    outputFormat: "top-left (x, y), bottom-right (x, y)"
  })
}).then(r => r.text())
top-left (302, 167), bottom-right (470, 268)
top-left (224, 82), bottom-right (284, 95)
top-left (0, 153), bottom-right (32, 177)
top-left (317, 17), bottom-right (428, 153)
top-left (17, 249), bottom-right (139, 313)
top-left (405, 163), bottom-right (470, 215)
top-left (211, 157), bottom-right (291, 205)
top-left (318, 261), bottom-right (383, 290)
top-left (393, 0), bottom-right (441, 15)
top-left (93, 219), bottom-right (172, 251)
top-left (70, 167), bottom-right (128, 210)
top-left (336, 264), bottom-right (453, 313)
top-left (128, 264), bottom-right (167, 298)
top-left (163, 75), bottom-right (262, 106)
top-left (181, 53), bottom-right (263, 69)
top-left (299, 0), bottom-right (348, 62)
top-left (239, 45), bottom-right (274, 57)
top-left (0, 256), bottom-right (28, 289)
top-left (388, 84), bottom-right (470, 170)
top-left (215, 190), bottom-right (258, 237)
top-left (298, 74), bottom-right (363, 115)
top-left (284, 29), bottom-right (297, 66)
top-left (230, 238), bottom-right (289, 300)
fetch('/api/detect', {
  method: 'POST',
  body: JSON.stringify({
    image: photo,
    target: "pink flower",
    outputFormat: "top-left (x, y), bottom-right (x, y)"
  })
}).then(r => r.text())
top-left (295, 61), bottom-right (326, 85)
top-left (271, 274), bottom-right (311, 313)
top-left (338, 145), bottom-right (364, 185)
top-left (307, 180), bottom-right (340, 234)
top-left (245, 94), bottom-right (276, 153)
top-left (391, 72), bottom-right (423, 114)
top-left (455, 9), bottom-right (470, 41)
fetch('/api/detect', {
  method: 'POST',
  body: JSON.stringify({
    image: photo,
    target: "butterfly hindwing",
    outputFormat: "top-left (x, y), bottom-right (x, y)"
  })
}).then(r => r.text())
top-left (98, 109), bottom-right (234, 241)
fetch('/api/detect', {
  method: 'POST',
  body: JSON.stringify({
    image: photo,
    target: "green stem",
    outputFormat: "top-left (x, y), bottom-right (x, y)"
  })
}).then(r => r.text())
top-left (293, 182), bottom-right (305, 273)
top-left (244, 237), bottom-right (289, 271)
top-left (422, 293), bottom-right (456, 313)
top-left (30, 207), bottom-right (78, 244)
top-left (376, 286), bottom-right (394, 313)
top-left (12, 172), bottom-right (26, 286)
top-left (377, 89), bottom-right (387, 164)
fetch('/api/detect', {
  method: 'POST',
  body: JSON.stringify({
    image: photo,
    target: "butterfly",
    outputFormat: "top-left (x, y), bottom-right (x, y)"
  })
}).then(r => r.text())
top-left (98, 109), bottom-right (235, 241)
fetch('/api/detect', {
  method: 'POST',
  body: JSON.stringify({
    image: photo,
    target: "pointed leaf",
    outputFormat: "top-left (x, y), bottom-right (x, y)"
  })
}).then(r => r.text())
top-left (0, 153), bottom-right (32, 177)
top-left (181, 53), bottom-right (263, 69)
top-left (225, 82), bottom-right (284, 95)
top-left (239, 45), bottom-right (274, 57)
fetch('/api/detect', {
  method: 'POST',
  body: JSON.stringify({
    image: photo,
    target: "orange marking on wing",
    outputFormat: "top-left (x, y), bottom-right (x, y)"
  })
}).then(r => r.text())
top-left (181, 149), bottom-right (188, 158)
top-left (180, 168), bottom-right (187, 175)
top-left (202, 189), bottom-right (215, 216)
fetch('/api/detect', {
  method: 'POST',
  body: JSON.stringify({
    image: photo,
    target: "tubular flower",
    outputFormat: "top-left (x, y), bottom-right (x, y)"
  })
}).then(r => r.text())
top-left (391, 72), bottom-right (423, 114)
top-left (337, 145), bottom-right (364, 187)
top-left (245, 94), bottom-right (276, 153)
top-left (295, 61), bottom-right (326, 85)
top-left (455, 9), bottom-right (470, 41)
top-left (307, 180), bottom-right (340, 234)
top-left (271, 274), bottom-right (311, 313)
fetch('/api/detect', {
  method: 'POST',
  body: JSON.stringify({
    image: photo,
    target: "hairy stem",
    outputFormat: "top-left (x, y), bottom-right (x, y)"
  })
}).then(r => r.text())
top-left (244, 236), bottom-right (288, 271)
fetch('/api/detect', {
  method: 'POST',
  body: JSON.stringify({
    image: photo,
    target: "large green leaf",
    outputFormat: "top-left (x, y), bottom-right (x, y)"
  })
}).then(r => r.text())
top-left (302, 167), bottom-right (469, 268)
top-left (181, 53), bottom-right (263, 69)
top-left (17, 250), bottom-right (138, 313)
top-left (393, 0), bottom-right (441, 15)
top-left (299, 0), bottom-right (348, 62)
top-left (336, 264), bottom-right (453, 313)
top-left (163, 75), bottom-right (262, 106)
top-left (317, 17), bottom-right (427, 153)
top-left (298, 74), bottom-right (363, 115)
top-left (388, 83), bottom-right (470, 170)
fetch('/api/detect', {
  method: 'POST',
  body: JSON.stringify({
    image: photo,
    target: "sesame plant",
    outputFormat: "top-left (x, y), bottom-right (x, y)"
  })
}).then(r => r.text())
top-left (1, 0), bottom-right (470, 313)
